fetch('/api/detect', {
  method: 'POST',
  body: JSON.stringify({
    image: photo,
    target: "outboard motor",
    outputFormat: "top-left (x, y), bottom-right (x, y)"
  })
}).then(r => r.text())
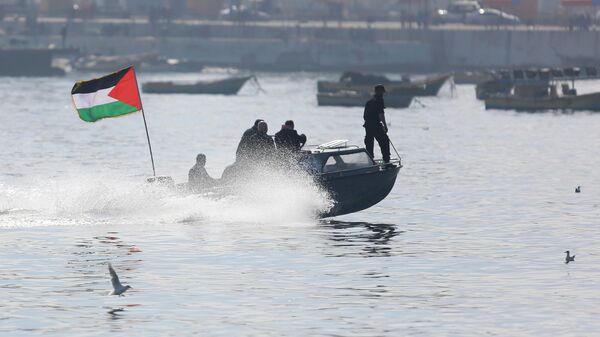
top-left (146, 176), bottom-right (175, 188)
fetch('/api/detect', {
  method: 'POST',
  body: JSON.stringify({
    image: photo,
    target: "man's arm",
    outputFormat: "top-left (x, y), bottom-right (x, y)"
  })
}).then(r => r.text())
top-left (379, 113), bottom-right (388, 133)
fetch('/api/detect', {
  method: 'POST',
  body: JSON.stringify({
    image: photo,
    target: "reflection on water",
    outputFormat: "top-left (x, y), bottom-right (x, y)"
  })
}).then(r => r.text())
top-left (321, 220), bottom-right (403, 257)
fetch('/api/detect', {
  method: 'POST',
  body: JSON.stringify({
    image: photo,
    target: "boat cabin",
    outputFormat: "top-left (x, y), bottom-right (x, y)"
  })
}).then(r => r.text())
top-left (303, 140), bottom-right (394, 174)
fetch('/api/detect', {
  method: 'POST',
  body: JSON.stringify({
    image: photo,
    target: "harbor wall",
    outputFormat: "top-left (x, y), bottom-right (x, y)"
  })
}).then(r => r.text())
top-left (9, 19), bottom-right (600, 71)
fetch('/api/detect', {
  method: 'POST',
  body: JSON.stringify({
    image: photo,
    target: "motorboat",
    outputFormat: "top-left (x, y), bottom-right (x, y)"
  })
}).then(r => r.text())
top-left (149, 140), bottom-right (402, 218)
top-left (305, 140), bottom-right (402, 217)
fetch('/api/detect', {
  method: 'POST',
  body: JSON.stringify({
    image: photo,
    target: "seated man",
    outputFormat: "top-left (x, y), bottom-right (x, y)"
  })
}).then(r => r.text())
top-left (274, 120), bottom-right (307, 153)
top-left (246, 121), bottom-right (275, 162)
top-left (236, 118), bottom-right (263, 162)
top-left (188, 153), bottom-right (216, 192)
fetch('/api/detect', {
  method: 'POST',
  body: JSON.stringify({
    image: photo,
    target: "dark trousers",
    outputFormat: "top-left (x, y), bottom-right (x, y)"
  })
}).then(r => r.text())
top-left (364, 126), bottom-right (390, 163)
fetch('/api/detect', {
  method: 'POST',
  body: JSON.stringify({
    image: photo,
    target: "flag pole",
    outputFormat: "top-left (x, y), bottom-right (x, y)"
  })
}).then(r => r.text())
top-left (132, 67), bottom-right (156, 177)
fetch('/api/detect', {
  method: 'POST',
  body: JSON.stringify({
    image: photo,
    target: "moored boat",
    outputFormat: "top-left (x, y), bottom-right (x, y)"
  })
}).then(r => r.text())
top-left (317, 91), bottom-right (413, 108)
top-left (485, 91), bottom-right (600, 111)
top-left (318, 73), bottom-right (450, 97)
top-left (0, 48), bottom-right (65, 77)
top-left (142, 76), bottom-right (252, 95)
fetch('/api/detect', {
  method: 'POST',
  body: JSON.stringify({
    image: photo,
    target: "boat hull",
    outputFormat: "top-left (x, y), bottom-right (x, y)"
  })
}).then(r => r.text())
top-left (318, 74), bottom-right (450, 97)
top-left (142, 76), bottom-right (251, 95)
top-left (317, 92), bottom-right (413, 108)
top-left (318, 164), bottom-right (400, 218)
top-left (485, 92), bottom-right (600, 111)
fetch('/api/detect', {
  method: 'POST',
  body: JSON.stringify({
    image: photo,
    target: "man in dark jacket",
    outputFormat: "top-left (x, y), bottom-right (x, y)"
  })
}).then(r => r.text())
top-left (274, 120), bottom-right (307, 152)
top-left (236, 118), bottom-right (263, 161)
top-left (363, 84), bottom-right (390, 163)
top-left (246, 121), bottom-right (275, 161)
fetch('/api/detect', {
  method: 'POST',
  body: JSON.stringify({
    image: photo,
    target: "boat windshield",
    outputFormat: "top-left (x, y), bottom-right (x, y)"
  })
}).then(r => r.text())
top-left (322, 152), bottom-right (374, 173)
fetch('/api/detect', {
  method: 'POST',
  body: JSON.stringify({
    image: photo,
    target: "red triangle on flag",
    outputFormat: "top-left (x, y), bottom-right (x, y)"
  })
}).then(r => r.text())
top-left (108, 67), bottom-right (142, 110)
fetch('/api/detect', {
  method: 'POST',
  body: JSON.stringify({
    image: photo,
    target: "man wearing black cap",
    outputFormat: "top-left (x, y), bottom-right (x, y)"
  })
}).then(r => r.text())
top-left (363, 84), bottom-right (391, 163)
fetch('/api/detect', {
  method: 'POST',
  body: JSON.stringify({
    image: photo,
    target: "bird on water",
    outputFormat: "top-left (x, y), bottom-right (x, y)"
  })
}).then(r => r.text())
top-left (565, 251), bottom-right (575, 264)
top-left (575, 186), bottom-right (581, 193)
top-left (108, 263), bottom-right (132, 296)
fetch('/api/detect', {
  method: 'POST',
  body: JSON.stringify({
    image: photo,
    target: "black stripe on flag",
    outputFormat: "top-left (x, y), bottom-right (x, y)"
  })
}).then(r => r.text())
top-left (71, 67), bottom-right (131, 95)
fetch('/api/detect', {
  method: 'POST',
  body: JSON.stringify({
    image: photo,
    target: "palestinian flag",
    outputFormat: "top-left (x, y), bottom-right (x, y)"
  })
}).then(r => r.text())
top-left (71, 66), bottom-right (142, 122)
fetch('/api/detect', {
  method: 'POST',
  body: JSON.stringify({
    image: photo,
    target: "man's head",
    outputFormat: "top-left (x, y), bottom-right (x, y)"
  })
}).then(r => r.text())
top-left (284, 120), bottom-right (294, 129)
top-left (253, 119), bottom-right (264, 128)
top-left (257, 121), bottom-right (268, 134)
top-left (374, 84), bottom-right (386, 96)
top-left (196, 153), bottom-right (206, 166)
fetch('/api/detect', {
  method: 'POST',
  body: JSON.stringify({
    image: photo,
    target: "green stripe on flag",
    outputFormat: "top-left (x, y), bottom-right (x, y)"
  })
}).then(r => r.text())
top-left (77, 100), bottom-right (139, 122)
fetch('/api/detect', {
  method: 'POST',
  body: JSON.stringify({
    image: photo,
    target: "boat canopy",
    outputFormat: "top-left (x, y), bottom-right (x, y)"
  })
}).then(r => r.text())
top-left (304, 145), bottom-right (376, 174)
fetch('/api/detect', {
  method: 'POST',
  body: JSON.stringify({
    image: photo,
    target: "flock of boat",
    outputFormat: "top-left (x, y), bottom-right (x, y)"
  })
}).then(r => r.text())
top-left (137, 67), bottom-right (600, 113)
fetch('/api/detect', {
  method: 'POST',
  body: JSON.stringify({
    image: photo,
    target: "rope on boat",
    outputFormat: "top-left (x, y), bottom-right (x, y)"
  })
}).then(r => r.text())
top-left (251, 75), bottom-right (268, 94)
top-left (413, 97), bottom-right (426, 108)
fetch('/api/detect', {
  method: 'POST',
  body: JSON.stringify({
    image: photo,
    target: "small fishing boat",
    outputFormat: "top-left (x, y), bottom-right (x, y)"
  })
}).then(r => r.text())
top-left (318, 73), bottom-right (451, 97)
top-left (453, 70), bottom-right (494, 85)
top-left (142, 76), bottom-right (252, 95)
top-left (317, 91), bottom-right (413, 108)
top-left (0, 48), bottom-right (65, 77)
top-left (485, 91), bottom-right (600, 111)
top-left (485, 80), bottom-right (600, 112)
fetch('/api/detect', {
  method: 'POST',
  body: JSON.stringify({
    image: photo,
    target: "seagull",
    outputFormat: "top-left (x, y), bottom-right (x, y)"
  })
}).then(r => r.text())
top-left (575, 186), bottom-right (581, 193)
top-left (565, 251), bottom-right (575, 264)
top-left (108, 263), bottom-right (132, 296)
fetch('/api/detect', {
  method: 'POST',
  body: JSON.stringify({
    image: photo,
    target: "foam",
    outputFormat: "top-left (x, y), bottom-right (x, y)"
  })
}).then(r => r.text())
top-left (0, 165), bottom-right (332, 228)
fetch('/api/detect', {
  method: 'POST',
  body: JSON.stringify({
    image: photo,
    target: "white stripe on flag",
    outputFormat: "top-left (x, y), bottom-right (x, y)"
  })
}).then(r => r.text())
top-left (72, 87), bottom-right (118, 109)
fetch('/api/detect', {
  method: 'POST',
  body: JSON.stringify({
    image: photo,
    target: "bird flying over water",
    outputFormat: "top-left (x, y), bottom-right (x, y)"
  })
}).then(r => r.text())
top-left (565, 251), bottom-right (575, 264)
top-left (108, 263), bottom-right (132, 296)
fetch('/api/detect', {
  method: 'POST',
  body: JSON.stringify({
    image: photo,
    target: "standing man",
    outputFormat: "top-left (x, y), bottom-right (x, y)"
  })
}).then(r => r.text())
top-left (363, 84), bottom-right (390, 163)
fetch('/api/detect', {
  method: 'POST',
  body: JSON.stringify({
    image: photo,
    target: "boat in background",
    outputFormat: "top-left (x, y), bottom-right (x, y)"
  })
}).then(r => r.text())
top-left (317, 91), bottom-right (413, 108)
top-left (0, 48), bottom-right (65, 76)
top-left (73, 53), bottom-right (204, 73)
top-left (476, 66), bottom-right (600, 100)
top-left (453, 70), bottom-right (494, 85)
top-left (485, 80), bottom-right (600, 111)
top-left (485, 90), bottom-right (600, 111)
top-left (318, 72), bottom-right (451, 97)
top-left (142, 76), bottom-right (253, 95)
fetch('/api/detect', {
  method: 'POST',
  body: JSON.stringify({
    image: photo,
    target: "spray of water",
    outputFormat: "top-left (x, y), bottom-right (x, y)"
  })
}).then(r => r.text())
top-left (0, 163), bottom-right (332, 228)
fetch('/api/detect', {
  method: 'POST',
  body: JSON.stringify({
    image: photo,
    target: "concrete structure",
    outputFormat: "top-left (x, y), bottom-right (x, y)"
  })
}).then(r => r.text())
top-left (3, 13), bottom-right (600, 72)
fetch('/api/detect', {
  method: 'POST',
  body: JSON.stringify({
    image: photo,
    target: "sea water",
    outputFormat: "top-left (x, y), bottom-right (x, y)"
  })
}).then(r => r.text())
top-left (1, 72), bottom-right (600, 336)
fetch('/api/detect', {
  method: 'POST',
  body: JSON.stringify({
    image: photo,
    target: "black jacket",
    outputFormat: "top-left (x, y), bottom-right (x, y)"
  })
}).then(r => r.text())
top-left (363, 95), bottom-right (385, 129)
top-left (246, 132), bottom-right (275, 160)
top-left (236, 126), bottom-right (258, 160)
top-left (274, 128), bottom-right (307, 152)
